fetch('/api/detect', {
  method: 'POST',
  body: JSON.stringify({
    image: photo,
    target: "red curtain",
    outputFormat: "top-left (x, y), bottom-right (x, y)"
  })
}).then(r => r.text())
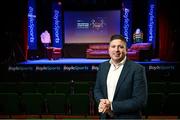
top-left (21, 0), bottom-right (28, 61)
top-left (158, 2), bottom-right (176, 61)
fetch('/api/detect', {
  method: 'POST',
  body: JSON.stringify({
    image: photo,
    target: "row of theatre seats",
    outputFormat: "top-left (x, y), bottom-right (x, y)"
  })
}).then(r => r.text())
top-left (0, 81), bottom-right (98, 118)
top-left (0, 93), bottom-right (93, 115)
top-left (144, 81), bottom-right (180, 116)
top-left (0, 81), bottom-right (180, 118)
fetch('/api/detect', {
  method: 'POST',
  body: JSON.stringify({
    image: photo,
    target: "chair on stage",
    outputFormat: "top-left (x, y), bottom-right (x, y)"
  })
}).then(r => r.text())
top-left (86, 44), bottom-right (110, 59)
top-left (127, 43), bottom-right (152, 61)
top-left (40, 30), bottom-right (62, 60)
top-left (46, 47), bottom-right (62, 60)
top-left (86, 43), bottom-right (153, 61)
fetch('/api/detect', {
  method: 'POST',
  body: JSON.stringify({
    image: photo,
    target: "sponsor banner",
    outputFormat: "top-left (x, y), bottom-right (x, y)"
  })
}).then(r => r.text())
top-left (28, 0), bottom-right (37, 50)
top-left (147, 0), bottom-right (157, 49)
top-left (8, 64), bottom-right (99, 72)
top-left (52, 1), bottom-right (63, 48)
top-left (7, 63), bottom-right (178, 72)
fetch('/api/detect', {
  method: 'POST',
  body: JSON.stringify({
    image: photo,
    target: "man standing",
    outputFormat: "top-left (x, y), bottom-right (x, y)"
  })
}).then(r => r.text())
top-left (94, 34), bottom-right (147, 119)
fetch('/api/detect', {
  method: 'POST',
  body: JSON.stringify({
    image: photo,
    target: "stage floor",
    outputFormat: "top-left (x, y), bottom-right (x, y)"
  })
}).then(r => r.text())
top-left (18, 58), bottom-right (109, 65)
top-left (18, 58), bottom-right (170, 65)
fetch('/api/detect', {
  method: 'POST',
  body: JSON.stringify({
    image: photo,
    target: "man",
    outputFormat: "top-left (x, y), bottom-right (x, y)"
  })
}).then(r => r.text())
top-left (94, 34), bottom-right (147, 119)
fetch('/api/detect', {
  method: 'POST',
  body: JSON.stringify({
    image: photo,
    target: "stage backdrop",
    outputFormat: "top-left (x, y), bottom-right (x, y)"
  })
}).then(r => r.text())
top-left (64, 10), bottom-right (121, 44)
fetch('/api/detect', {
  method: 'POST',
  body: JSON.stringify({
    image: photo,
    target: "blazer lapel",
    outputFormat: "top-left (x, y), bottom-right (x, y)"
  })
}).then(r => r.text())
top-left (113, 60), bottom-right (130, 98)
top-left (102, 62), bottom-right (111, 98)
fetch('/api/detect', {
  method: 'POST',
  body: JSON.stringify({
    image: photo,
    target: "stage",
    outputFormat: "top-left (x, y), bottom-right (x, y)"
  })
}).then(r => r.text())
top-left (6, 58), bottom-right (179, 73)
top-left (18, 58), bottom-right (109, 65)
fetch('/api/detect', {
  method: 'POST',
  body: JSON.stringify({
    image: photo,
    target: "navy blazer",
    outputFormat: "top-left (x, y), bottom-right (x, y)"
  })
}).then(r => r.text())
top-left (94, 59), bottom-right (148, 119)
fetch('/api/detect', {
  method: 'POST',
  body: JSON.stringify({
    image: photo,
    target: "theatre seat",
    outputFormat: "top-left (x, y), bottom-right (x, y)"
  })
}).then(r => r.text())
top-left (45, 93), bottom-right (67, 114)
top-left (21, 93), bottom-right (45, 114)
top-left (163, 93), bottom-right (180, 115)
top-left (0, 93), bottom-right (21, 114)
top-left (67, 93), bottom-right (90, 115)
top-left (74, 81), bottom-right (90, 94)
top-left (46, 47), bottom-right (62, 60)
top-left (142, 93), bottom-right (164, 116)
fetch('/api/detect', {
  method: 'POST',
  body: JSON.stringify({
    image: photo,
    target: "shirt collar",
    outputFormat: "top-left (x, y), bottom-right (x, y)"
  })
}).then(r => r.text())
top-left (109, 56), bottom-right (126, 69)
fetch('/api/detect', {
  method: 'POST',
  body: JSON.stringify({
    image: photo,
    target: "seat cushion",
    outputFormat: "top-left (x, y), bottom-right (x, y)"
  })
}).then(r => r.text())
top-left (89, 44), bottom-right (109, 50)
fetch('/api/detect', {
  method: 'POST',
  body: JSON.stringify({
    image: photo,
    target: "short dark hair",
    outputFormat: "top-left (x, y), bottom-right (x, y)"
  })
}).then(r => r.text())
top-left (110, 34), bottom-right (127, 43)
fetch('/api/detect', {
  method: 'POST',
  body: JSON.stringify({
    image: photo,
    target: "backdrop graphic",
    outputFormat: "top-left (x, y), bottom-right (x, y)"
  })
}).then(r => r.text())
top-left (64, 10), bottom-right (121, 44)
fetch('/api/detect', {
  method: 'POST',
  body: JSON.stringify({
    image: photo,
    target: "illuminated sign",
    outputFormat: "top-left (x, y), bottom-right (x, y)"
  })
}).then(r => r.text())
top-left (147, 0), bottom-right (156, 49)
top-left (28, 0), bottom-right (37, 50)
top-left (52, 2), bottom-right (62, 48)
top-left (123, 8), bottom-right (130, 42)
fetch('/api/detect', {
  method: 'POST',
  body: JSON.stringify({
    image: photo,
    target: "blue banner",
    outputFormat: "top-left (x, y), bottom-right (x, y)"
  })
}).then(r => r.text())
top-left (147, 0), bottom-right (157, 49)
top-left (52, 2), bottom-right (63, 48)
top-left (28, 0), bottom-right (37, 50)
top-left (121, 0), bottom-right (132, 48)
